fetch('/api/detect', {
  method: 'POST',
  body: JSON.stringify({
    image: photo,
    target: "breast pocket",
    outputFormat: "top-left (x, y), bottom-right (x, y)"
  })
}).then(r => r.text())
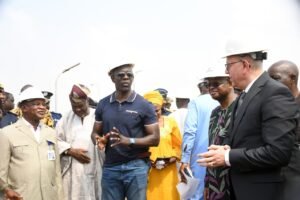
top-left (12, 142), bottom-right (32, 156)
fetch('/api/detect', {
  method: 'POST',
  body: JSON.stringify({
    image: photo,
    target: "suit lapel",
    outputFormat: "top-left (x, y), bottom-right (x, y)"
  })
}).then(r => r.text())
top-left (229, 72), bottom-right (269, 144)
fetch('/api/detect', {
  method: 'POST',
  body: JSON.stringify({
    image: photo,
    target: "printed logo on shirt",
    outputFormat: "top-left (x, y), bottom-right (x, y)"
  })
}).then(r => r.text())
top-left (125, 110), bottom-right (138, 114)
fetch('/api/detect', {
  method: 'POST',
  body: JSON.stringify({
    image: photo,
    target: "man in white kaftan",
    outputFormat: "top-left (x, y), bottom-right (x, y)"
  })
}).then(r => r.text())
top-left (56, 84), bottom-right (104, 200)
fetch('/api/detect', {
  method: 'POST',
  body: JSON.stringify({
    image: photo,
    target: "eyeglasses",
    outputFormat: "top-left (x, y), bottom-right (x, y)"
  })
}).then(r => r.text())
top-left (207, 79), bottom-right (229, 88)
top-left (116, 72), bottom-right (134, 79)
top-left (225, 60), bottom-right (243, 71)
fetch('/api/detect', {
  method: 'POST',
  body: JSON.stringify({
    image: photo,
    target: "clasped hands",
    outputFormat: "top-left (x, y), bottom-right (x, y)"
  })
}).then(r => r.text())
top-left (95, 127), bottom-right (128, 150)
top-left (197, 145), bottom-right (231, 168)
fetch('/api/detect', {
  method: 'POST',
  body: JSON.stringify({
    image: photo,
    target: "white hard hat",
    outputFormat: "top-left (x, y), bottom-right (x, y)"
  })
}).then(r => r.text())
top-left (107, 57), bottom-right (135, 75)
top-left (224, 38), bottom-right (266, 57)
top-left (203, 66), bottom-right (229, 79)
top-left (223, 33), bottom-right (267, 58)
top-left (18, 86), bottom-right (45, 103)
top-left (174, 89), bottom-right (191, 99)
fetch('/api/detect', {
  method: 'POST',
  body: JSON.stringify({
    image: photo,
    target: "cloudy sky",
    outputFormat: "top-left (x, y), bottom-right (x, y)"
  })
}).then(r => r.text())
top-left (1, 0), bottom-right (300, 113)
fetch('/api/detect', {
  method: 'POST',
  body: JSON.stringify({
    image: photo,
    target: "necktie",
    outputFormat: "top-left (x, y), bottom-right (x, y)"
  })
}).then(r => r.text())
top-left (235, 91), bottom-right (246, 116)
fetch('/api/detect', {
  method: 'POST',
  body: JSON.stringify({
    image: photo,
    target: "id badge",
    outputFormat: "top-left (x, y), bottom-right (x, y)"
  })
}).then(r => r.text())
top-left (48, 150), bottom-right (56, 160)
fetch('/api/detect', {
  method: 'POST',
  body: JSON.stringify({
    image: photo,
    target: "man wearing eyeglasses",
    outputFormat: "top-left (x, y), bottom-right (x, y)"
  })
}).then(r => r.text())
top-left (91, 62), bottom-right (160, 200)
top-left (198, 37), bottom-right (299, 200)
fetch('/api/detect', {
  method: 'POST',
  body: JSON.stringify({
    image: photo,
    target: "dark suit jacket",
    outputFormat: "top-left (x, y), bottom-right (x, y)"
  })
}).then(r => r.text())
top-left (227, 72), bottom-right (299, 200)
top-left (279, 97), bottom-right (300, 200)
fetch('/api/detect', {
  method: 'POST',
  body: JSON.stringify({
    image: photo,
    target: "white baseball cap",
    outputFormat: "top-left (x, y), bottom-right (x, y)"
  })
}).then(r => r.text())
top-left (18, 86), bottom-right (45, 103)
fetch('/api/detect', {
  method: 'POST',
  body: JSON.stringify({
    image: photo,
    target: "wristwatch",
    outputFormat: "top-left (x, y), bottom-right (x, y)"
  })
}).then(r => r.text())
top-left (129, 138), bottom-right (135, 147)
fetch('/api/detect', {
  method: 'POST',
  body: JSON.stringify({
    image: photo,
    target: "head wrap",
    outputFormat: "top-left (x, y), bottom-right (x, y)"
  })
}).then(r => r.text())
top-left (69, 84), bottom-right (90, 103)
top-left (143, 91), bottom-right (164, 106)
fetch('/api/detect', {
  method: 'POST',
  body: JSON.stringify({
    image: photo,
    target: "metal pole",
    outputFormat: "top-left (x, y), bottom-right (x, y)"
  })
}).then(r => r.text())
top-left (54, 63), bottom-right (80, 112)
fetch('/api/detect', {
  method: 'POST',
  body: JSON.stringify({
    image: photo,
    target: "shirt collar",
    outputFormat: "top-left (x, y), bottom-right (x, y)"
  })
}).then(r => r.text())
top-left (244, 72), bottom-right (263, 93)
top-left (109, 90), bottom-right (137, 103)
top-left (21, 117), bottom-right (43, 129)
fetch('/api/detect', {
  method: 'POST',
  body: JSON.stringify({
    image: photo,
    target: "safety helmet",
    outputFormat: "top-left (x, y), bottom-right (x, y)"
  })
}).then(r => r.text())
top-left (203, 66), bottom-right (229, 79)
top-left (107, 57), bottom-right (135, 76)
top-left (174, 89), bottom-right (191, 99)
top-left (18, 86), bottom-right (45, 104)
top-left (223, 35), bottom-right (267, 60)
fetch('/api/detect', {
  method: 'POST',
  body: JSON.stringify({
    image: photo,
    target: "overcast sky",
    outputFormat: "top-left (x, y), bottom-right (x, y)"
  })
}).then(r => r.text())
top-left (1, 0), bottom-right (300, 113)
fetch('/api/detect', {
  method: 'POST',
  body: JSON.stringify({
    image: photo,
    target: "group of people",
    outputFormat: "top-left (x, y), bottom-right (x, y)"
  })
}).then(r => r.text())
top-left (1, 35), bottom-right (300, 200)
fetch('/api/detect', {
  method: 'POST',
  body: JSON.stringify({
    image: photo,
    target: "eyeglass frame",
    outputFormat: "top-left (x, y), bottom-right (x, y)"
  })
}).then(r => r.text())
top-left (225, 60), bottom-right (243, 72)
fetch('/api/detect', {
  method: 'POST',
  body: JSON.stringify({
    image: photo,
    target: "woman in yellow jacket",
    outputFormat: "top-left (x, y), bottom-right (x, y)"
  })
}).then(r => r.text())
top-left (144, 91), bottom-right (182, 200)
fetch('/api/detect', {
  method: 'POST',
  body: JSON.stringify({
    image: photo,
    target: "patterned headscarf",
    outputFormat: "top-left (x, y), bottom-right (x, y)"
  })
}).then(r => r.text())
top-left (143, 91), bottom-right (164, 106)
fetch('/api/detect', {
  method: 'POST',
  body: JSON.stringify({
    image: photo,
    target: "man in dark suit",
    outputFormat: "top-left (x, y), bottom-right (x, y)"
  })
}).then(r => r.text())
top-left (197, 38), bottom-right (299, 200)
top-left (268, 60), bottom-right (300, 200)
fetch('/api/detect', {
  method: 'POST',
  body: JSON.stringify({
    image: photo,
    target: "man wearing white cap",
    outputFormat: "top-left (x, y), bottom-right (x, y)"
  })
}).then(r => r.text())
top-left (91, 62), bottom-right (160, 200)
top-left (198, 37), bottom-right (299, 200)
top-left (0, 86), bottom-right (63, 200)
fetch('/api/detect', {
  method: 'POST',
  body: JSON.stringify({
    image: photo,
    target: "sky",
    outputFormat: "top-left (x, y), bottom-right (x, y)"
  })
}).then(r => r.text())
top-left (1, 0), bottom-right (300, 113)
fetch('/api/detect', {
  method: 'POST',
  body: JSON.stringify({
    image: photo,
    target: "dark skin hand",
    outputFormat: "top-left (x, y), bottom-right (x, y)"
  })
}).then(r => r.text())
top-left (4, 188), bottom-right (23, 200)
top-left (109, 127), bottom-right (130, 147)
top-left (179, 163), bottom-right (191, 183)
top-left (95, 134), bottom-right (109, 150)
top-left (204, 187), bottom-right (209, 200)
top-left (68, 148), bottom-right (91, 164)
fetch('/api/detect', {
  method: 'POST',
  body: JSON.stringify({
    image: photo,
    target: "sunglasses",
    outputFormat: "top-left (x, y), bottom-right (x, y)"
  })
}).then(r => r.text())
top-left (116, 72), bottom-right (134, 79)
